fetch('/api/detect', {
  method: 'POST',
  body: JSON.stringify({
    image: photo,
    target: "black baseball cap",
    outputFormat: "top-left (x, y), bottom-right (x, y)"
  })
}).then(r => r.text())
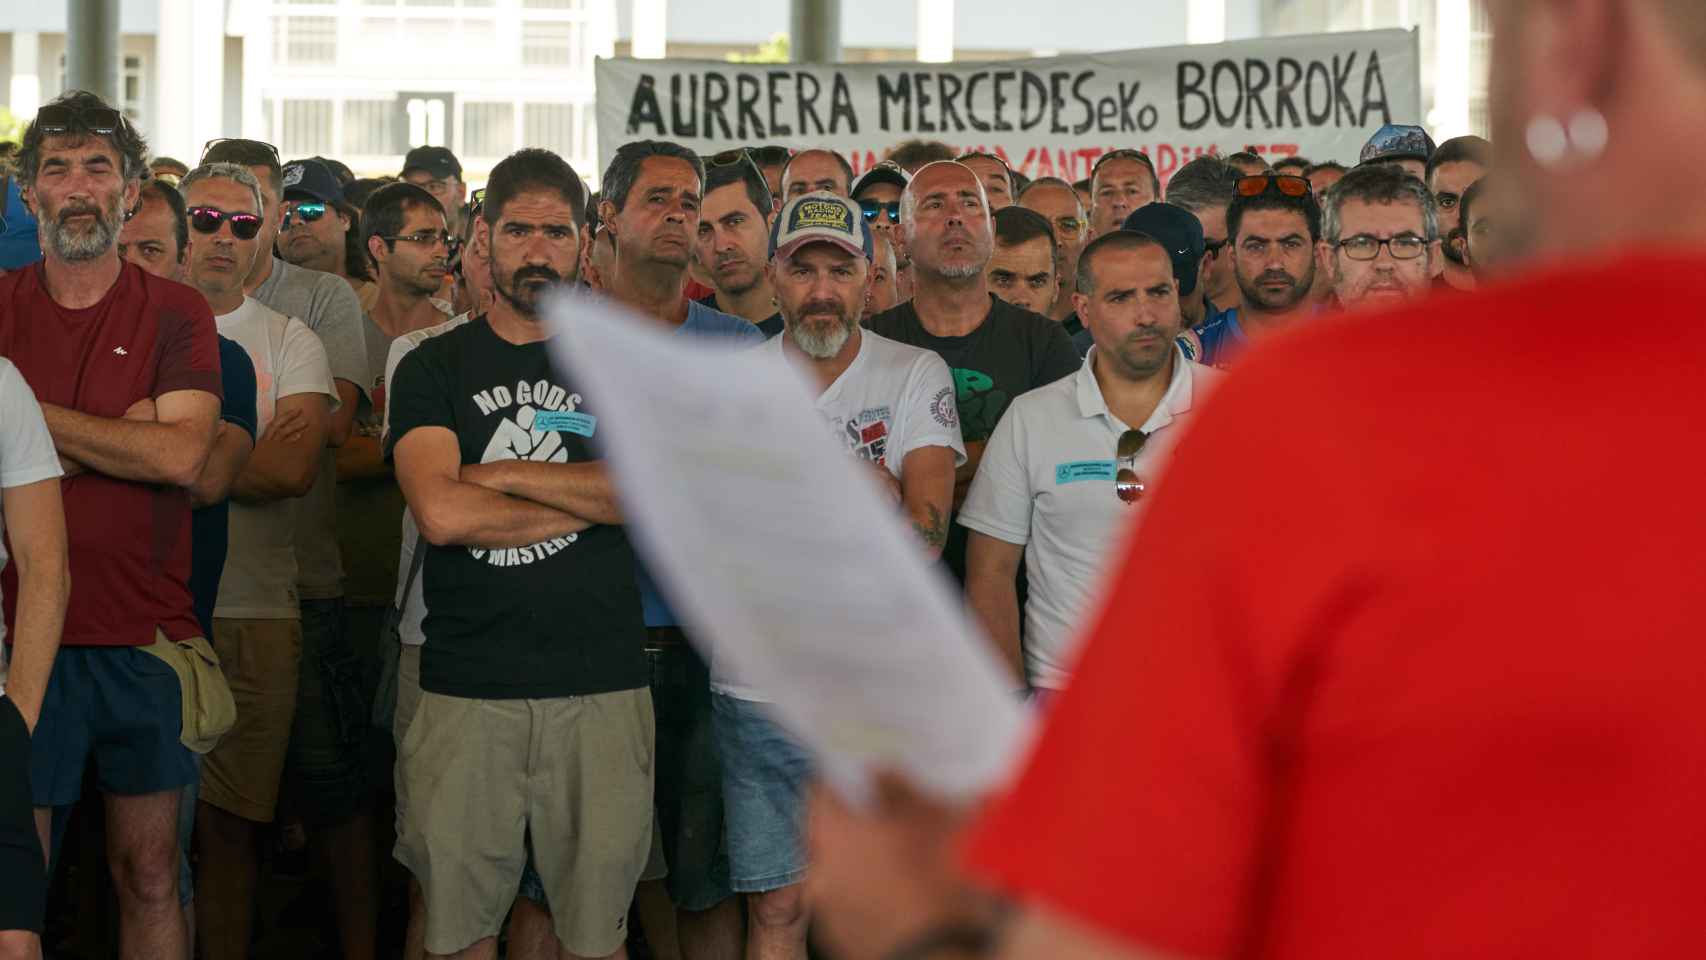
top-left (1123, 203), bottom-right (1205, 297)
top-left (281, 158), bottom-right (343, 205)
top-left (851, 161), bottom-right (910, 199)
top-left (402, 145), bottom-right (462, 180)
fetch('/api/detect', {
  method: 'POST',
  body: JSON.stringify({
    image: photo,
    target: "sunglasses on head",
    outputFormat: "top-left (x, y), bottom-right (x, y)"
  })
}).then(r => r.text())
top-left (859, 199), bottom-right (901, 224)
top-left (1092, 148), bottom-right (1155, 178)
top-left (748, 145), bottom-right (792, 166)
top-left (35, 103), bottom-right (125, 136)
top-left (188, 206), bottom-right (263, 240)
top-left (1115, 429), bottom-right (1149, 505)
top-left (199, 138), bottom-right (280, 165)
top-left (1236, 174), bottom-right (1312, 199)
top-left (282, 201), bottom-right (327, 228)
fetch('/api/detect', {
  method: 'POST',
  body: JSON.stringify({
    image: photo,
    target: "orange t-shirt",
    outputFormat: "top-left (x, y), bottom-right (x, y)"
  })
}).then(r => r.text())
top-left (963, 250), bottom-right (1706, 959)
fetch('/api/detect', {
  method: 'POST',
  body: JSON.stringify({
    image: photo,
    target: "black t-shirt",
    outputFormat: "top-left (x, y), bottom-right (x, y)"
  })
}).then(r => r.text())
top-left (384, 317), bottom-right (647, 699)
top-left (866, 294), bottom-right (1080, 576)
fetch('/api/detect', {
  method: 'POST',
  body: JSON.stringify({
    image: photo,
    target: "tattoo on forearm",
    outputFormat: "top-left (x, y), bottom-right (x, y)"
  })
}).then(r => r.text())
top-left (913, 503), bottom-right (949, 550)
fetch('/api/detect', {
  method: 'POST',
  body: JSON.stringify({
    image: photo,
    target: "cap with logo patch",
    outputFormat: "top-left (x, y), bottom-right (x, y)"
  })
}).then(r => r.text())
top-left (770, 191), bottom-right (875, 261)
top-left (402, 145), bottom-right (463, 181)
top-left (1122, 203), bottom-right (1205, 297)
top-left (281, 158), bottom-right (343, 205)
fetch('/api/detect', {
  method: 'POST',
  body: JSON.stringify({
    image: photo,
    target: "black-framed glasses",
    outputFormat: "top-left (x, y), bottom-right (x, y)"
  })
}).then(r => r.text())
top-left (281, 201), bottom-right (327, 228)
top-left (200, 138), bottom-right (280, 164)
top-left (1115, 429), bottom-right (1148, 505)
top-left (383, 230), bottom-right (453, 249)
top-left (35, 103), bottom-right (125, 136)
top-left (187, 206), bottom-right (263, 240)
top-left (1336, 234), bottom-right (1428, 261)
top-left (859, 199), bottom-right (901, 224)
top-left (748, 145), bottom-right (792, 167)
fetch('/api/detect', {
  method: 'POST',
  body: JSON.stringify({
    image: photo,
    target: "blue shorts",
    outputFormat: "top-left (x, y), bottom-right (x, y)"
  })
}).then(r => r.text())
top-left (30, 645), bottom-right (197, 808)
top-left (711, 693), bottom-right (811, 893)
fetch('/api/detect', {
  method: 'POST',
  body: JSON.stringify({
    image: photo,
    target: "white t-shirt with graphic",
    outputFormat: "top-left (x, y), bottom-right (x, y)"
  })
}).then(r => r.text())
top-left (213, 297), bottom-right (340, 620)
top-left (711, 328), bottom-right (967, 702)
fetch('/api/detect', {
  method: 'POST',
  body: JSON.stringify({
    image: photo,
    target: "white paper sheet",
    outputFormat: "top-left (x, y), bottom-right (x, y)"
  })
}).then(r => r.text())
top-left (545, 289), bottom-right (1028, 802)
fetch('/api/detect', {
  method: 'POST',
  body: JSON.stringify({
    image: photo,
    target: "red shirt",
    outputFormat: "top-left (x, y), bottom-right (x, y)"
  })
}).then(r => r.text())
top-left (962, 251), bottom-right (1706, 959)
top-left (0, 261), bottom-right (220, 646)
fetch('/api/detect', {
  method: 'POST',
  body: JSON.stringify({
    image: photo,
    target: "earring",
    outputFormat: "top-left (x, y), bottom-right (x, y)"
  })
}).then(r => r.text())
top-left (1568, 108), bottom-right (1609, 161)
top-left (1526, 114), bottom-right (1569, 168)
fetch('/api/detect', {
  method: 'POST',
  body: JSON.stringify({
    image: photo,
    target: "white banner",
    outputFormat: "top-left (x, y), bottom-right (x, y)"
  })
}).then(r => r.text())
top-left (595, 29), bottom-right (1420, 187)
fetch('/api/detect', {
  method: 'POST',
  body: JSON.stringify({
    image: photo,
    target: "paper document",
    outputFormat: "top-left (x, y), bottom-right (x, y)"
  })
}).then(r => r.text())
top-left (546, 290), bottom-right (1028, 802)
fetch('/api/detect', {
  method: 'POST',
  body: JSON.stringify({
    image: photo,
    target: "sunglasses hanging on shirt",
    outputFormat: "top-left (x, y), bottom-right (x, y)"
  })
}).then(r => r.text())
top-left (1115, 429), bottom-right (1149, 505)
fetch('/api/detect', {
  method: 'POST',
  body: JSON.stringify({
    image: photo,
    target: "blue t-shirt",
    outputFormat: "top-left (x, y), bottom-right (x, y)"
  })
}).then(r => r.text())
top-left (189, 336), bottom-right (258, 638)
top-left (1178, 304), bottom-right (1246, 370)
top-left (0, 178), bottom-right (41, 272)
top-left (637, 300), bottom-right (765, 627)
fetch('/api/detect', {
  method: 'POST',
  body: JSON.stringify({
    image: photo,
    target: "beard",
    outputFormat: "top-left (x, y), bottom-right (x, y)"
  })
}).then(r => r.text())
top-left (495, 263), bottom-right (570, 316)
top-left (787, 301), bottom-right (857, 359)
top-left (1236, 263), bottom-right (1314, 310)
top-left (41, 192), bottom-right (123, 262)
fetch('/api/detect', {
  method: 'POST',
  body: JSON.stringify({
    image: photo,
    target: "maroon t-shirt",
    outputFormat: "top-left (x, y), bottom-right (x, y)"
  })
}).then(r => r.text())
top-left (0, 261), bottom-right (221, 646)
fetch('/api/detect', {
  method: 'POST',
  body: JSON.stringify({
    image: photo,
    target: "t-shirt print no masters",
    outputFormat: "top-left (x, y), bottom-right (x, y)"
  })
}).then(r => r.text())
top-left (383, 317), bottom-right (646, 701)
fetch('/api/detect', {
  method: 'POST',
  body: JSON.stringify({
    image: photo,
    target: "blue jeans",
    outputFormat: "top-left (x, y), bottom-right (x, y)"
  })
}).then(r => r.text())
top-left (711, 693), bottom-right (811, 893)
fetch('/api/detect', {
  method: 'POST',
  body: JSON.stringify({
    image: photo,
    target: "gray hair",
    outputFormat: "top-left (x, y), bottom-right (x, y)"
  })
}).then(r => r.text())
top-left (1321, 163), bottom-right (1439, 244)
top-left (1163, 156), bottom-right (1239, 215)
top-left (180, 162), bottom-right (265, 217)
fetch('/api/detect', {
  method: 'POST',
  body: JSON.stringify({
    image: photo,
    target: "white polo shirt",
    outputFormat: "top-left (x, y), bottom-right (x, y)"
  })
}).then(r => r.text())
top-left (958, 345), bottom-right (1222, 690)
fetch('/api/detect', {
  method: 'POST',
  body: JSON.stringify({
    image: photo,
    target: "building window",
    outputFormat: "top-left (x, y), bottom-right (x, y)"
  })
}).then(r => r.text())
top-left (524, 102), bottom-right (580, 159)
top-left (462, 102), bottom-right (516, 158)
top-left (344, 100), bottom-right (399, 156)
top-left (521, 20), bottom-right (578, 67)
top-left (275, 16), bottom-right (338, 66)
top-left (280, 99), bottom-right (334, 156)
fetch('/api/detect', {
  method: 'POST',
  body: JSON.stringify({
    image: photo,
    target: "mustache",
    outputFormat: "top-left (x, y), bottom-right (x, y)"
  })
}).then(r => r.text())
top-left (57, 201), bottom-right (107, 225)
top-left (799, 299), bottom-right (848, 317)
top-left (1256, 270), bottom-right (1298, 286)
top-left (511, 266), bottom-right (561, 285)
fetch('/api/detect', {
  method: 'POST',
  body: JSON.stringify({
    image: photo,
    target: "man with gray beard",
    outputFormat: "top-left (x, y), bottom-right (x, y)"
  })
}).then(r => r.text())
top-left (714, 190), bottom-right (962, 960)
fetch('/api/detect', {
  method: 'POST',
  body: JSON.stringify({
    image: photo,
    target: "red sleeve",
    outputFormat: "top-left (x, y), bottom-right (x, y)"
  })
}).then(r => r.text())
top-left (958, 341), bottom-right (1380, 959)
top-left (153, 280), bottom-right (222, 399)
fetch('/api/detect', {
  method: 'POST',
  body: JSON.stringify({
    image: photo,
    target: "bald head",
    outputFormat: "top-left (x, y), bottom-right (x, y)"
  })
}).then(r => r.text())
top-left (903, 161), bottom-right (994, 283)
top-left (781, 149), bottom-right (853, 201)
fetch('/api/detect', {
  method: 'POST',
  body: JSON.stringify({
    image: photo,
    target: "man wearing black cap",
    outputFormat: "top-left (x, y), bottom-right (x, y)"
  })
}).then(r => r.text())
top-left (280, 158), bottom-right (376, 310)
top-left (1068, 203), bottom-right (1205, 358)
top-left (401, 145), bottom-right (468, 237)
top-left (1358, 123), bottom-right (1437, 181)
top-left (852, 161), bottom-right (912, 300)
top-left (963, 228), bottom-right (1220, 694)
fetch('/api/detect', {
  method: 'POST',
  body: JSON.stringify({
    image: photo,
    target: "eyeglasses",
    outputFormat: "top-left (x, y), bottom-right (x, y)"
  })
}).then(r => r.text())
top-left (35, 103), bottom-right (125, 136)
top-left (1091, 149), bottom-right (1156, 179)
top-left (748, 145), bottom-right (792, 167)
top-left (1051, 216), bottom-right (1085, 237)
top-left (1236, 174), bottom-right (1312, 199)
top-left (1336, 234), bottom-right (1429, 261)
top-left (187, 206), bottom-right (263, 240)
top-left (1115, 429), bottom-right (1148, 505)
top-left (383, 230), bottom-right (454, 249)
top-left (859, 199), bottom-right (901, 224)
top-left (282, 201), bottom-right (327, 228)
top-left (199, 138), bottom-right (280, 164)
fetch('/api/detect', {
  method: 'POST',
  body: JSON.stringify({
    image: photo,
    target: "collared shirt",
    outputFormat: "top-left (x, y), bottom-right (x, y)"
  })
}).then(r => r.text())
top-left (958, 345), bottom-right (1222, 690)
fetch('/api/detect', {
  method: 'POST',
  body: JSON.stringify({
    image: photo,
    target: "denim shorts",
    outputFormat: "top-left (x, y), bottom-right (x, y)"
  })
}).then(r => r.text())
top-left (284, 597), bottom-right (373, 826)
top-left (711, 693), bottom-right (812, 893)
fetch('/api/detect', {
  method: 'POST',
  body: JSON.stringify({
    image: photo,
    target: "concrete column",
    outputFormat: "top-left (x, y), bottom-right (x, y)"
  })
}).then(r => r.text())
top-left (9, 32), bottom-right (41, 119)
top-left (790, 0), bottom-right (840, 63)
top-left (154, 0), bottom-right (226, 161)
top-left (632, 0), bottom-right (666, 59)
top-left (915, 0), bottom-right (952, 63)
top-left (1186, 0), bottom-right (1225, 45)
top-left (64, 0), bottom-right (121, 104)
top-left (1430, 0), bottom-right (1472, 138)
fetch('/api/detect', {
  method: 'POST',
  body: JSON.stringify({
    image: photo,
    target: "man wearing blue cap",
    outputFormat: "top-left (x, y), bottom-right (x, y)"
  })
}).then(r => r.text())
top-left (712, 191), bottom-right (965, 960)
top-left (964, 228), bottom-right (1221, 695)
top-left (1359, 123), bottom-right (1437, 181)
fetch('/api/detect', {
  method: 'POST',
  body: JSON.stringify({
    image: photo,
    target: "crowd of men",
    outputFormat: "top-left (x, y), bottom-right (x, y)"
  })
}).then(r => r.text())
top-left (0, 86), bottom-right (1500, 960)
